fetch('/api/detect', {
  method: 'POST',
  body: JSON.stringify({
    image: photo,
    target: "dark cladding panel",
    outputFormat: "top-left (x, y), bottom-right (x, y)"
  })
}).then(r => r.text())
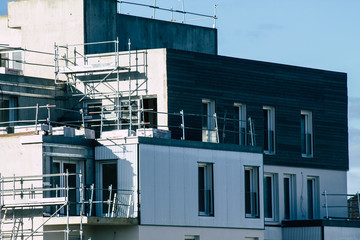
top-left (165, 49), bottom-right (348, 171)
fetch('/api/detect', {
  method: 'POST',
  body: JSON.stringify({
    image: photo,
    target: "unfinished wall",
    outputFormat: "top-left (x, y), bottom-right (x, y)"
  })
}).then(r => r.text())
top-left (84, 0), bottom-right (217, 55)
top-left (5, 0), bottom-right (85, 79)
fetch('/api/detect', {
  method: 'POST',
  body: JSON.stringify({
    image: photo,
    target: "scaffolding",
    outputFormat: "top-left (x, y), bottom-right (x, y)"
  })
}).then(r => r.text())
top-left (54, 40), bottom-right (149, 135)
top-left (0, 172), bottom-right (135, 240)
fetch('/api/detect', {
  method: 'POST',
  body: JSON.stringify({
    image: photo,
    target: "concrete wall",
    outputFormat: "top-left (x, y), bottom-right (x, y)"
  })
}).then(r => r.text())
top-left (1, 0), bottom-right (85, 79)
top-left (139, 143), bottom-right (264, 229)
top-left (84, 0), bottom-right (217, 55)
top-left (113, 14), bottom-right (217, 55)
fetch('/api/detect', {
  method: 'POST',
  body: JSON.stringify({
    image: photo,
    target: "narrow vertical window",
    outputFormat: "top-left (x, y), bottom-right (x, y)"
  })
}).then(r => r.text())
top-left (307, 177), bottom-right (318, 219)
top-left (263, 106), bottom-right (275, 154)
top-left (101, 162), bottom-right (118, 215)
top-left (198, 163), bottom-right (214, 216)
top-left (0, 97), bottom-right (17, 127)
top-left (283, 174), bottom-right (296, 220)
top-left (202, 99), bottom-right (216, 142)
top-left (245, 166), bottom-right (259, 218)
top-left (234, 103), bottom-right (247, 145)
top-left (301, 110), bottom-right (313, 157)
top-left (264, 173), bottom-right (277, 221)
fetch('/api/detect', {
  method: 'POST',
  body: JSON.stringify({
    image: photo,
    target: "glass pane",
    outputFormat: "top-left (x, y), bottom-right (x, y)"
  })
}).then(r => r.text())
top-left (245, 169), bottom-right (251, 214)
top-left (102, 163), bottom-right (117, 214)
top-left (263, 110), bottom-right (269, 151)
top-left (307, 179), bottom-right (314, 219)
top-left (284, 178), bottom-right (290, 219)
top-left (301, 115), bottom-right (305, 154)
top-left (198, 166), bottom-right (205, 213)
top-left (64, 163), bottom-right (77, 215)
top-left (264, 176), bottom-right (273, 219)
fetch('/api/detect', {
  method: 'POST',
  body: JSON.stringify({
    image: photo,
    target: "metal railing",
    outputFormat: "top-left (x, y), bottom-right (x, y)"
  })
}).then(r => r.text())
top-left (322, 191), bottom-right (360, 219)
top-left (117, 1), bottom-right (218, 28)
top-left (0, 172), bottom-right (136, 240)
top-left (0, 103), bottom-right (258, 146)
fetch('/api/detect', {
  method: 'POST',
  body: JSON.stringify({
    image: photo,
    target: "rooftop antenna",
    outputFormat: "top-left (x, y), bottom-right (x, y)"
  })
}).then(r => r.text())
top-left (182, 0), bottom-right (185, 23)
top-left (153, 0), bottom-right (157, 19)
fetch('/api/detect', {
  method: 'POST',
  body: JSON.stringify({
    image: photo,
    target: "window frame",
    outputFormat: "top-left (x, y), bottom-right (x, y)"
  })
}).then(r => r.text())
top-left (234, 103), bottom-right (247, 146)
top-left (307, 176), bottom-right (319, 219)
top-left (283, 174), bottom-right (296, 220)
top-left (263, 106), bottom-right (275, 154)
top-left (202, 99), bottom-right (216, 142)
top-left (245, 166), bottom-right (259, 218)
top-left (0, 96), bottom-right (17, 126)
top-left (264, 173), bottom-right (278, 222)
top-left (198, 162), bottom-right (214, 216)
top-left (51, 158), bottom-right (84, 215)
top-left (301, 110), bottom-right (313, 157)
top-left (98, 160), bottom-right (118, 216)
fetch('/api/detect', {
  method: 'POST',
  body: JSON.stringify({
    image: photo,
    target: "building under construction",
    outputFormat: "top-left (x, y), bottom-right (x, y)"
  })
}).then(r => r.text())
top-left (0, 0), bottom-right (356, 240)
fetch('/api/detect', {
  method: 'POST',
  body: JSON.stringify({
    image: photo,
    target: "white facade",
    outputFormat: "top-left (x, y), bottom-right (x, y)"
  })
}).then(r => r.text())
top-left (264, 165), bottom-right (348, 240)
top-left (95, 138), bottom-right (264, 239)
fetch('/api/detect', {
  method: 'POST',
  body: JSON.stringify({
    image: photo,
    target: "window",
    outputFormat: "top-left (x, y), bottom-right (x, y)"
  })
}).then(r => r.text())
top-left (52, 158), bottom-right (84, 215)
top-left (263, 106), bottom-right (275, 154)
top-left (234, 103), bottom-right (247, 145)
top-left (143, 98), bottom-right (157, 128)
top-left (245, 166), bottom-right (259, 218)
top-left (0, 97), bottom-right (17, 126)
top-left (264, 173), bottom-right (277, 221)
top-left (198, 163), bottom-right (214, 216)
top-left (0, 53), bottom-right (9, 68)
top-left (307, 177), bottom-right (319, 219)
top-left (283, 174), bottom-right (296, 220)
top-left (301, 110), bottom-right (313, 157)
top-left (0, 52), bottom-right (22, 70)
top-left (202, 99), bottom-right (216, 142)
top-left (100, 161), bottom-right (118, 215)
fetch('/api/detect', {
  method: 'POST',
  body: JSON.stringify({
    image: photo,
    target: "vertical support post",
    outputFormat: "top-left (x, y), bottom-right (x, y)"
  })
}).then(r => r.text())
top-left (54, 43), bottom-right (58, 85)
top-left (80, 109), bottom-right (85, 137)
top-left (23, 46), bottom-right (26, 74)
top-left (116, 38), bottom-right (120, 130)
top-left (182, 0), bottom-right (185, 23)
top-left (153, 0), bottom-right (157, 18)
top-left (128, 39), bottom-right (132, 133)
top-left (74, 47), bottom-right (77, 66)
top-left (100, 107), bottom-right (104, 138)
top-left (79, 171), bottom-right (84, 240)
top-left (180, 110), bottom-right (185, 140)
top-left (324, 191), bottom-right (329, 219)
top-left (214, 113), bottom-right (219, 143)
top-left (213, 4), bottom-right (217, 29)
top-left (88, 184), bottom-right (94, 217)
top-left (107, 185), bottom-right (112, 217)
top-left (129, 105), bottom-right (133, 133)
top-left (35, 104), bottom-right (39, 135)
top-left (12, 175), bottom-right (15, 200)
top-left (66, 170), bottom-right (70, 240)
top-left (65, 45), bottom-right (69, 68)
top-left (111, 193), bottom-right (117, 218)
top-left (46, 104), bottom-right (51, 126)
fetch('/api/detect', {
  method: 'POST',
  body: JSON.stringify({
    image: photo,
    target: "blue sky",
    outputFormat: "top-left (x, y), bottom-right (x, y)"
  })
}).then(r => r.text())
top-left (1, 0), bottom-right (360, 192)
